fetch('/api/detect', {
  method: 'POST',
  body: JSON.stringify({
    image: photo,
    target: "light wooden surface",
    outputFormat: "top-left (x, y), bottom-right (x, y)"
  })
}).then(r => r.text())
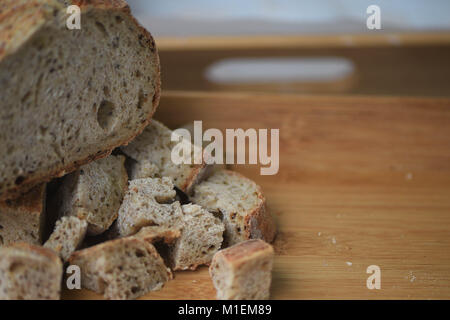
top-left (64, 91), bottom-right (450, 299)
top-left (157, 32), bottom-right (450, 51)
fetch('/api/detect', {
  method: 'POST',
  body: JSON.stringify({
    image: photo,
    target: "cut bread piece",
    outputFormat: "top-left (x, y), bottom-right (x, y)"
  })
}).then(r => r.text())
top-left (44, 216), bottom-right (88, 261)
top-left (168, 204), bottom-right (224, 271)
top-left (57, 155), bottom-right (128, 236)
top-left (191, 170), bottom-right (276, 246)
top-left (121, 120), bottom-right (208, 193)
top-left (209, 239), bottom-right (274, 300)
top-left (133, 225), bottom-right (181, 245)
top-left (117, 177), bottom-right (182, 237)
top-left (0, 0), bottom-right (160, 200)
top-left (68, 237), bottom-right (171, 300)
top-left (0, 184), bottom-right (46, 246)
top-left (0, 243), bottom-right (63, 300)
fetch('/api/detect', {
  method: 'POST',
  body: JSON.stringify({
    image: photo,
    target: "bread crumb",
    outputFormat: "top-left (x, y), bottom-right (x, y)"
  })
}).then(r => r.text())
top-left (346, 261), bottom-right (352, 266)
top-left (331, 237), bottom-right (336, 244)
top-left (318, 232), bottom-right (322, 236)
top-left (408, 271), bottom-right (416, 282)
top-left (405, 172), bottom-right (413, 180)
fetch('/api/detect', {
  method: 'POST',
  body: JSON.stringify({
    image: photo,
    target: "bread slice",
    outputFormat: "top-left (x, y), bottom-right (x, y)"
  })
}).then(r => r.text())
top-left (121, 120), bottom-right (208, 193)
top-left (209, 239), bottom-right (274, 300)
top-left (0, 184), bottom-right (46, 246)
top-left (0, 0), bottom-right (160, 200)
top-left (68, 237), bottom-right (172, 300)
top-left (117, 177), bottom-right (183, 237)
top-left (0, 243), bottom-right (63, 300)
top-left (191, 170), bottom-right (276, 246)
top-left (168, 204), bottom-right (224, 271)
top-left (44, 216), bottom-right (88, 261)
top-left (57, 155), bottom-right (128, 235)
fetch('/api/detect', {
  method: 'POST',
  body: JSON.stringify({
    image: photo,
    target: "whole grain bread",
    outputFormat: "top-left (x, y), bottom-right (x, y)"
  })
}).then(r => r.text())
top-left (209, 239), bottom-right (274, 300)
top-left (44, 216), bottom-right (88, 261)
top-left (0, 243), bottom-right (63, 300)
top-left (0, 0), bottom-right (160, 200)
top-left (57, 155), bottom-right (128, 235)
top-left (168, 204), bottom-right (224, 271)
top-left (133, 225), bottom-right (181, 245)
top-left (191, 170), bottom-right (276, 246)
top-left (121, 120), bottom-right (208, 194)
top-left (0, 184), bottom-right (46, 246)
top-left (68, 236), bottom-right (172, 300)
top-left (117, 177), bottom-right (183, 237)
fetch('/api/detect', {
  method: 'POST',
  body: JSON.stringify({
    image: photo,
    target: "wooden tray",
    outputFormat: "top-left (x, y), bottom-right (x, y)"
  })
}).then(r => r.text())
top-left (64, 91), bottom-right (450, 299)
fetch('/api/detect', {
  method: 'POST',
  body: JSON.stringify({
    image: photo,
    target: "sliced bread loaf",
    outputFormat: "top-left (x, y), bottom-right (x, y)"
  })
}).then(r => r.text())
top-left (191, 170), bottom-right (276, 246)
top-left (57, 155), bottom-right (128, 235)
top-left (0, 0), bottom-right (160, 200)
top-left (168, 204), bottom-right (224, 271)
top-left (121, 120), bottom-right (208, 193)
top-left (68, 237), bottom-right (172, 300)
top-left (117, 177), bottom-right (182, 237)
top-left (44, 216), bottom-right (88, 261)
top-left (0, 184), bottom-right (46, 246)
top-left (0, 243), bottom-right (63, 300)
top-left (209, 239), bottom-right (274, 300)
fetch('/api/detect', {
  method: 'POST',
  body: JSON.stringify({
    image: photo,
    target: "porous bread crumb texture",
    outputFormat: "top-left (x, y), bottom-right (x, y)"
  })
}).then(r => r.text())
top-left (57, 155), bottom-right (128, 235)
top-left (0, 0), bottom-right (160, 200)
top-left (209, 239), bottom-right (274, 300)
top-left (133, 225), bottom-right (181, 245)
top-left (68, 237), bottom-right (171, 300)
top-left (121, 120), bottom-right (206, 193)
top-left (44, 216), bottom-right (88, 261)
top-left (169, 204), bottom-right (224, 271)
top-left (0, 184), bottom-right (46, 246)
top-left (117, 177), bottom-right (182, 237)
top-left (0, 244), bottom-right (63, 300)
top-left (191, 170), bottom-right (276, 246)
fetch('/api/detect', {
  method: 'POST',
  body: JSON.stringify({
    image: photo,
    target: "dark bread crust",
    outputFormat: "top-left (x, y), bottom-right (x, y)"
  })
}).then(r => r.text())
top-left (218, 239), bottom-right (274, 268)
top-left (0, 0), bottom-right (161, 200)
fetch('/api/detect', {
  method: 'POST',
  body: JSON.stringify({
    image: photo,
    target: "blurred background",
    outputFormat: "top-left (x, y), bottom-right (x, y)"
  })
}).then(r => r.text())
top-left (127, 0), bottom-right (450, 97)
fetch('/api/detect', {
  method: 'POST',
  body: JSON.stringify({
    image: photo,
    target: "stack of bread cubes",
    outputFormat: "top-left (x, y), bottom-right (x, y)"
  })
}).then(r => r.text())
top-left (0, 0), bottom-right (276, 300)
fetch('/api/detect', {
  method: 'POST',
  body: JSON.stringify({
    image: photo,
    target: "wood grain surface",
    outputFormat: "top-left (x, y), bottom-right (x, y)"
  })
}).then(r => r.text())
top-left (64, 91), bottom-right (450, 299)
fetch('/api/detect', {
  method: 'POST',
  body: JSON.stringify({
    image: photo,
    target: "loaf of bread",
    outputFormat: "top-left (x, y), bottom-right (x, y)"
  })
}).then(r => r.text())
top-left (0, 243), bottom-right (63, 300)
top-left (117, 177), bottom-right (183, 237)
top-left (0, 0), bottom-right (160, 200)
top-left (44, 216), bottom-right (88, 261)
top-left (68, 237), bottom-right (172, 300)
top-left (209, 239), bottom-right (274, 300)
top-left (191, 170), bottom-right (276, 246)
top-left (168, 204), bottom-right (224, 271)
top-left (0, 184), bottom-right (46, 246)
top-left (121, 120), bottom-right (208, 193)
top-left (57, 155), bottom-right (128, 235)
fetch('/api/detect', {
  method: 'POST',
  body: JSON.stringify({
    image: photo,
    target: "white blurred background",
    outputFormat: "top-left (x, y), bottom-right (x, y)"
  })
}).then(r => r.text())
top-left (127, 0), bottom-right (450, 37)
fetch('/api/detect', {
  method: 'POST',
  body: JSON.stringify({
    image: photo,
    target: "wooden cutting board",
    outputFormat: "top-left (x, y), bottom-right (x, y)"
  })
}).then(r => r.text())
top-left (64, 91), bottom-right (450, 300)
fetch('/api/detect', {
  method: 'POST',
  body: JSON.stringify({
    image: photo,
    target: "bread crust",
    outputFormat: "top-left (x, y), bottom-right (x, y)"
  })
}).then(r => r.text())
top-left (9, 242), bottom-right (62, 264)
top-left (0, 0), bottom-right (161, 200)
top-left (221, 171), bottom-right (277, 244)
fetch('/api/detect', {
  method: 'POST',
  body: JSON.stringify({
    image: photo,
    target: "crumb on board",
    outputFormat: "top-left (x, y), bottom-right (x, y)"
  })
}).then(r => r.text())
top-left (331, 237), bottom-right (336, 244)
top-left (318, 232), bottom-right (322, 236)
top-left (405, 172), bottom-right (413, 180)
top-left (346, 261), bottom-right (352, 266)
